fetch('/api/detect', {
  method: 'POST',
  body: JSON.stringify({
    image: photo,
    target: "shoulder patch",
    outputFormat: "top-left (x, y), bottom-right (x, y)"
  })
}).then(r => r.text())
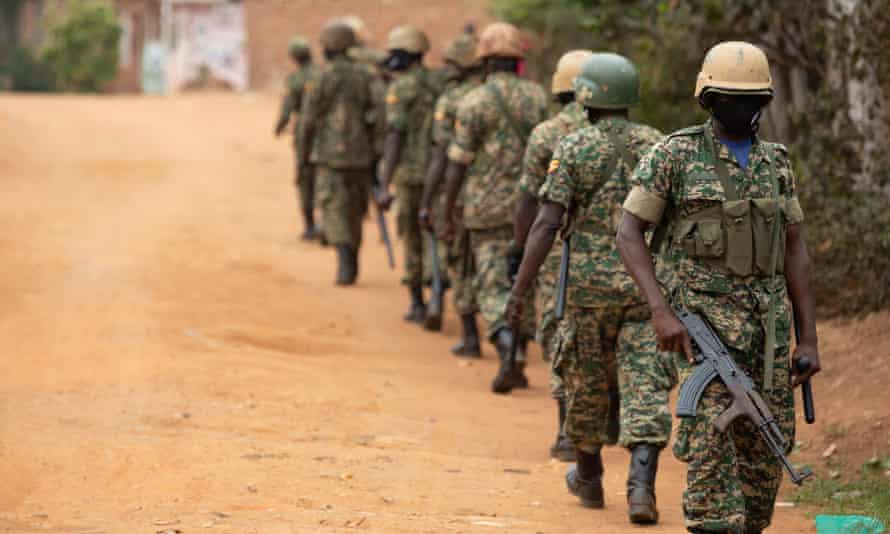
top-left (548, 159), bottom-right (560, 174)
top-left (386, 92), bottom-right (399, 105)
top-left (434, 110), bottom-right (446, 121)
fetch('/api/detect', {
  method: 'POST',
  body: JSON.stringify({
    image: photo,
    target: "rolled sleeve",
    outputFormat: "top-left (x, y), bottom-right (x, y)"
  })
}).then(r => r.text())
top-left (385, 79), bottom-right (413, 131)
top-left (538, 143), bottom-right (574, 210)
top-left (623, 186), bottom-right (667, 224)
top-left (448, 100), bottom-right (479, 165)
top-left (785, 196), bottom-right (804, 224)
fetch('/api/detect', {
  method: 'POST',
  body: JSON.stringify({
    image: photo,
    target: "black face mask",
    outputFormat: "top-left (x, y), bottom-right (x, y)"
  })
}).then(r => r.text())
top-left (708, 95), bottom-right (766, 136)
top-left (385, 50), bottom-right (420, 72)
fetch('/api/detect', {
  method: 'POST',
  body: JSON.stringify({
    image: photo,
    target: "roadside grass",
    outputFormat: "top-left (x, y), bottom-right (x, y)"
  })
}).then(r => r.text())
top-left (793, 466), bottom-right (890, 528)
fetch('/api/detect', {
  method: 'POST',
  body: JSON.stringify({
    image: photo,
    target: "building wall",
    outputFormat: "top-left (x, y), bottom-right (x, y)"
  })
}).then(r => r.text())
top-left (244, 0), bottom-right (492, 90)
top-left (108, 0), bottom-right (160, 92)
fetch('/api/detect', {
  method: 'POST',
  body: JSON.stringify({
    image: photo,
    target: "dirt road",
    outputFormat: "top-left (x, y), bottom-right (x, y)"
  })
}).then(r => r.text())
top-left (0, 94), bottom-right (814, 533)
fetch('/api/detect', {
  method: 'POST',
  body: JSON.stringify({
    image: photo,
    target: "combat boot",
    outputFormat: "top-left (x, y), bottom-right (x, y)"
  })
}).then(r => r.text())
top-left (403, 285), bottom-right (426, 323)
top-left (566, 449), bottom-right (604, 508)
top-left (423, 288), bottom-right (446, 332)
top-left (491, 328), bottom-right (518, 394)
top-left (300, 208), bottom-right (320, 241)
top-left (550, 397), bottom-right (576, 462)
top-left (513, 339), bottom-right (529, 388)
top-left (348, 245), bottom-right (359, 284)
top-left (606, 384), bottom-right (620, 445)
top-left (451, 313), bottom-right (481, 358)
top-left (627, 444), bottom-right (660, 524)
top-left (335, 245), bottom-right (353, 286)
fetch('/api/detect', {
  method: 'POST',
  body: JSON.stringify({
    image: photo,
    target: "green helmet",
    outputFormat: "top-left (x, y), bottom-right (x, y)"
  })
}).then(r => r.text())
top-left (288, 36), bottom-right (310, 59)
top-left (573, 53), bottom-right (640, 110)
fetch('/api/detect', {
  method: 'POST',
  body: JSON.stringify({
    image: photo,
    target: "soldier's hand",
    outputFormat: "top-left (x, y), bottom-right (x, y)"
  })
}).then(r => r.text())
top-left (652, 307), bottom-right (695, 363)
top-left (439, 219), bottom-right (455, 244)
top-left (418, 206), bottom-right (433, 232)
top-left (791, 344), bottom-right (821, 387)
top-left (377, 189), bottom-right (395, 211)
top-left (505, 292), bottom-right (524, 329)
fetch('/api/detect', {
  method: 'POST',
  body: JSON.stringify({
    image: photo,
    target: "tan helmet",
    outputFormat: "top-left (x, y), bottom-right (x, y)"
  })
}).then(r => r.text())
top-left (476, 22), bottom-right (524, 60)
top-left (339, 15), bottom-right (369, 45)
top-left (320, 21), bottom-right (357, 53)
top-left (551, 49), bottom-right (593, 95)
top-left (694, 41), bottom-right (773, 100)
top-left (443, 33), bottom-right (478, 68)
top-left (386, 25), bottom-right (430, 54)
top-left (288, 35), bottom-right (310, 59)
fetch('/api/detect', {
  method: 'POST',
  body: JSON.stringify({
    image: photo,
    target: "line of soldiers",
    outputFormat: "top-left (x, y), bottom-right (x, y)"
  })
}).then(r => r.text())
top-left (274, 18), bottom-right (822, 534)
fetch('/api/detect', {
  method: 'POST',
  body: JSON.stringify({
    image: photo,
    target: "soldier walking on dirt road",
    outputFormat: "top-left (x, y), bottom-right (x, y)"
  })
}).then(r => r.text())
top-left (616, 41), bottom-right (821, 533)
top-left (297, 22), bottom-right (384, 286)
top-left (274, 36), bottom-right (321, 241)
top-left (506, 53), bottom-right (671, 521)
top-left (511, 49), bottom-right (591, 463)
top-left (419, 32), bottom-right (484, 357)
top-left (441, 22), bottom-right (548, 394)
top-left (375, 26), bottom-right (446, 325)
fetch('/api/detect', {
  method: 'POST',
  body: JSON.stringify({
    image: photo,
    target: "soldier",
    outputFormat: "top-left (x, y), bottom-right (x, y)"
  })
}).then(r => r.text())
top-left (418, 32), bottom-right (484, 353)
top-left (616, 41), bottom-right (821, 533)
top-left (512, 49), bottom-right (592, 461)
top-left (274, 36), bottom-right (320, 241)
top-left (297, 23), bottom-right (384, 285)
top-left (441, 22), bottom-right (548, 393)
top-left (376, 26), bottom-right (445, 324)
top-left (506, 53), bottom-right (670, 520)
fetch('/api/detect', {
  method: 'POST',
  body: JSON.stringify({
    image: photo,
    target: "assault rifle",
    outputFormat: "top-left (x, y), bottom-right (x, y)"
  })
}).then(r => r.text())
top-left (426, 232), bottom-right (444, 330)
top-left (675, 311), bottom-right (812, 485)
top-left (372, 180), bottom-right (395, 270)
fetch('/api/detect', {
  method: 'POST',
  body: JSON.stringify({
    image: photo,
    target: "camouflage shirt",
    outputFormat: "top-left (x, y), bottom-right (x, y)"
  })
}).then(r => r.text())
top-left (519, 101), bottom-right (588, 198)
top-left (541, 117), bottom-right (663, 308)
top-left (432, 74), bottom-right (483, 148)
top-left (623, 120), bottom-right (805, 353)
top-left (386, 64), bottom-right (445, 186)
top-left (448, 71), bottom-right (549, 229)
top-left (297, 56), bottom-right (385, 169)
top-left (277, 64), bottom-right (319, 142)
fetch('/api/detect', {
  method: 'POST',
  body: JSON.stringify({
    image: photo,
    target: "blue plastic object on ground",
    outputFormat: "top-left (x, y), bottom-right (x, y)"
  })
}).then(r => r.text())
top-left (816, 515), bottom-right (886, 534)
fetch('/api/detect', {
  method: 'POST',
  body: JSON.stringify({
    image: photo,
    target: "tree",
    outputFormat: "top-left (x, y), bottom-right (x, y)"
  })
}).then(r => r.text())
top-left (43, 0), bottom-right (121, 92)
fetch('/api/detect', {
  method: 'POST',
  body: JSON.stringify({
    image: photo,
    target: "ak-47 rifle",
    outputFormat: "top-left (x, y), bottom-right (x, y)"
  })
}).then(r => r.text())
top-left (372, 177), bottom-right (395, 270)
top-left (426, 232), bottom-right (444, 330)
top-left (675, 311), bottom-right (812, 485)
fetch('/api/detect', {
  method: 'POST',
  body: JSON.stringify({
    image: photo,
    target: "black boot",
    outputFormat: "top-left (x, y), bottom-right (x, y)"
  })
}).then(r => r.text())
top-left (301, 209), bottom-right (320, 241)
top-left (566, 449), bottom-right (604, 508)
top-left (550, 397), bottom-right (576, 462)
top-left (335, 245), bottom-right (353, 286)
top-left (513, 339), bottom-right (529, 388)
top-left (627, 444), bottom-right (660, 524)
top-left (423, 288), bottom-right (446, 332)
top-left (607, 384), bottom-right (620, 445)
top-left (348, 245), bottom-right (359, 284)
top-left (451, 313), bottom-right (481, 357)
top-left (403, 285), bottom-right (426, 323)
top-left (491, 328), bottom-right (518, 394)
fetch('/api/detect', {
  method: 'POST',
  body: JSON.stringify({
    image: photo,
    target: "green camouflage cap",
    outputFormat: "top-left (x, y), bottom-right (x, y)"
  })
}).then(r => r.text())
top-left (288, 36), bottom-right (310, 58)
top-left (573, 52), bottom-right (640, 109)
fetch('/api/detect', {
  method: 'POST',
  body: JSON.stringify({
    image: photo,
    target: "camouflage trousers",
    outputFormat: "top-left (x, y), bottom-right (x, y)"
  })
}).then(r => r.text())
top-left (469, 226), bottom-right (535, 347)
top-left (674, 340), bottom-right (794, 533)
top-left (617, 320), bottom-right (677, 449)
top-left (317, 166), bottom-right (371, 248)
top-left (537, 249), bottom-right (563, 399)
top-left (294, 150), bottom-right (314, 216)
top-left (448, 222), bottom-right (478, 315)
top-left (396, 183), bottom-right (425, 286)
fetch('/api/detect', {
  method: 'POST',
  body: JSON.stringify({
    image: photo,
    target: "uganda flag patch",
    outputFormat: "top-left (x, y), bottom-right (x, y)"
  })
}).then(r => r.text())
top-left (386, 92), bottom-right (399, 105)
top-left (548, 159), bottom-right (560, 174)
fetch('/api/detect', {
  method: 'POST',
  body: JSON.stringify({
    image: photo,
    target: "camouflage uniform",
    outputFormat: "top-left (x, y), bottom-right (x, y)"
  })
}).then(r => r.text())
top-left (448, 71), bottom-right (548, 344)
top-left (297, 56), bottom-right (384, 249)
top-left (623, 120), bottom-right (804, 533)
top-left (518, 101), bottom-right (588, 397)
top-left (540, 117), bottom-right (665, 454)
top-left (277, 64), bottom-right (320, 218)
top-left (433, 74), bottom-right (483, 315)
top-left (386, 64), bottom-right (445, 286)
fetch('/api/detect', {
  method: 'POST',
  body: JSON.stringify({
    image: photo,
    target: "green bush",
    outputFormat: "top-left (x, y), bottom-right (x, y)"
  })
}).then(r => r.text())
top-left (0, 47), bottom-right (55, 91)
top-left (42, 0), bottom-right (121, 92)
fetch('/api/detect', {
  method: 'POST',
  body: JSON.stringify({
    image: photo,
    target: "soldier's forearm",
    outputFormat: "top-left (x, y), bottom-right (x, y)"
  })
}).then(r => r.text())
top-left (421, 145), bottom-right (447, 210)
top-left (381, 130), bottom-right (405, 190)
top-left (617, 213), bottom-right (668, 313)
top-left (513, 192), bottom-right (539, 248)
top-left (785, 224), bottom-right (818, 346)
top-left (443, 160), bottom-right (467, 220)
top-left (513, 202), bottom-right (563, 298)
